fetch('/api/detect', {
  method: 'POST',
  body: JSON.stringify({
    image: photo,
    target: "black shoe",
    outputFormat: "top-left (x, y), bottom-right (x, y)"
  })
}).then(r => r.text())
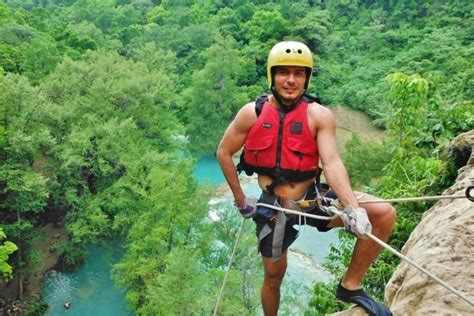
top-left (335, 282), bottom-right (393, 316)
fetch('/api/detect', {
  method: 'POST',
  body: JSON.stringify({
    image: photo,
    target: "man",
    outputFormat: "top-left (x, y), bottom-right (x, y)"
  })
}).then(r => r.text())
top-left (217, 41), bottom-right (395, 316)
top-left (63, 301), bottom-right (71, 310)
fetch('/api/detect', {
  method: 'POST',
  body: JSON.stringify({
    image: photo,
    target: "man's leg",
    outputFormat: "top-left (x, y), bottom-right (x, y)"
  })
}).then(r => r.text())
top-left (328, 192), bottom-right (396, 290)
top-left (261, 251), bottom-right (287, 316)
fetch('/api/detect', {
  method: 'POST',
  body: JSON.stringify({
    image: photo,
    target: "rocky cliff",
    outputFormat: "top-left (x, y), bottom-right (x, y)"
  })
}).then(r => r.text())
top-left (385, 130), bottom-right (474, 314)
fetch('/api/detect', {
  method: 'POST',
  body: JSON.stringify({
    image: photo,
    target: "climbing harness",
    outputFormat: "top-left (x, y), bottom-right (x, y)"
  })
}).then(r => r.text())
top-left (254, 186), bottom-right (335, 261)
top-left (213, 218), bottom-right (247, 316)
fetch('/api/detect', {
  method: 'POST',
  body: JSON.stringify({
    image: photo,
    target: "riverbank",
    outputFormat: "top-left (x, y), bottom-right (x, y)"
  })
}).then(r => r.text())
top-left (28, 224), bottom-right (68, 300)
top-left (0, 298), bottom-right (24, 315)
top-left (331, 105), bottom-right (386, 152)
top-left (0, 223), bottom-right (67, 315)
top-left (0, 224), bottom-right (67, 300)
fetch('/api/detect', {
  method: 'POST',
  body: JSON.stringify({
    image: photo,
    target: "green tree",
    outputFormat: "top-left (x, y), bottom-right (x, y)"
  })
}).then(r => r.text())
top-left (291, 10), bottom-right (331, 54)
top-left (242, 9), bottom-right (289, 44)
top-left (342, 134), bottom-right (390, 189)
top-left (22, 35), bottom-right (61, 83)
top-left (183, 35), bottom-right (253, 155)
top-left (146, 5), bottom-right (170, 24)
top-left (208, 7), bottom-right (243, 41)
top-left (0, 3), bottom-right (14, 25)
top-left (137, 247), bottom-right (210, 315)
top-left (0, 228), bottom-right (17, 281)
top-left (0, 43), bottom-right (23, 73)
top-left (384, 72), bottom-right (429, 151)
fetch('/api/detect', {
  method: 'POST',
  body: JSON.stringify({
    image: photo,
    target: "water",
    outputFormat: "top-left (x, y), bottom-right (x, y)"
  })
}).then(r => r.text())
top-left (193, 155), bottom-right (226, 185)
top-left (41, 246), bottom-right (132, 316)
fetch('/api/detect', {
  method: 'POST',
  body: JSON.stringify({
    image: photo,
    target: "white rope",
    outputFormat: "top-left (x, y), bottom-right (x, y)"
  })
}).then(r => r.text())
top-left (213, 218), bottom-right (246, 316)
top-left (359, 194), bottom-right (467, 204)
top-left (298, 193), bottom-right (470, 208)
top-left (257, 202), bottom-right (474, 307)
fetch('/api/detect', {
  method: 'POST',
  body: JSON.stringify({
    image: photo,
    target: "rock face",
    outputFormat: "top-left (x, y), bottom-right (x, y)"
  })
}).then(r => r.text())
top-left (385, 130), bottom-right (474, 315)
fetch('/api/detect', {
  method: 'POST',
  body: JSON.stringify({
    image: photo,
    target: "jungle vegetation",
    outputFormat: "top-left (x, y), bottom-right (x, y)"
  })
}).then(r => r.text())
top-left (0, 0), bottom-right (472, 314)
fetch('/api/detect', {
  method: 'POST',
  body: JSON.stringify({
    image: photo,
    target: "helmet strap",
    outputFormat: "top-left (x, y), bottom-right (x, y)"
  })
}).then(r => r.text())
top-left (271, 87), bottom-right (305, 113)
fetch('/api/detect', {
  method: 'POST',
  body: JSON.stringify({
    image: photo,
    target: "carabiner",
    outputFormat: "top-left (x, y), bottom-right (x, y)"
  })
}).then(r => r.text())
top-left (466, 185), bottom-right (474, 202)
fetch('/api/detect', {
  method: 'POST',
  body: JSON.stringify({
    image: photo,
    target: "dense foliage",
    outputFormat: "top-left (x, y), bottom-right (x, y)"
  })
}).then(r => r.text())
top-left (0, 0), bottom-right (472, 315)
top-left (0, 228), bottom-right (17, 281)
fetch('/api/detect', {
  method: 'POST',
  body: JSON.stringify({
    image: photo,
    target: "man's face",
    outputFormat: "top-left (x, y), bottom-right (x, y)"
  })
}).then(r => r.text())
top-left (273, 66), bottom-right (307, 106)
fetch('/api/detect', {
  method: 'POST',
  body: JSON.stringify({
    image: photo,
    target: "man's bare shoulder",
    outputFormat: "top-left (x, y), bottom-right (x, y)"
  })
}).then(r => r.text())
top-left (236, 101), bottom-right (257, 121)
top-left (307, 101), bottom-right (335, 123)
top-left (240, 101), bottom-right (257, 114)
top-left (232, 101), bottom-right (258, 131)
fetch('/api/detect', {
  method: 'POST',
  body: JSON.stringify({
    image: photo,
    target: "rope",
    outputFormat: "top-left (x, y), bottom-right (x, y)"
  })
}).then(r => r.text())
top-left (213, 218), bottom-right (246, 316)
top-left (298, 186), bottom-right (474, 207)
top-left (359, 194), bottom-right (467, 204)
top-left (366, 231), bottom-right (474, 307)
top-left (257, 202), bottom-right (474, 307)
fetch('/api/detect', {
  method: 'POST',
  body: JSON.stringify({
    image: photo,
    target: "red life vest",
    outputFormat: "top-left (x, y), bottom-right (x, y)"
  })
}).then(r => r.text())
top-left (238, 96), bottom-right (319, 186)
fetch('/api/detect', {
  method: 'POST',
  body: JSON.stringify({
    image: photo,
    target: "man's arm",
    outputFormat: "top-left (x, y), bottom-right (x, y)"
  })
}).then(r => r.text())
top-left (313, 106), bottom-right (359, 208)
top-left (216, 102), bottom-right (257, 208)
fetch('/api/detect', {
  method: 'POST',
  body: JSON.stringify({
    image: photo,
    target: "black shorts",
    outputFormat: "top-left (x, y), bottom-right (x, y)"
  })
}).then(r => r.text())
top-left (254, 184), bottom-right (337, 258)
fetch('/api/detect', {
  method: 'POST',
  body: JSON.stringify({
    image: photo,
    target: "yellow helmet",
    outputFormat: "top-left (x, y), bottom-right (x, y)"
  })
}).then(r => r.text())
top-left (267, 41), bottom-right (313, 90)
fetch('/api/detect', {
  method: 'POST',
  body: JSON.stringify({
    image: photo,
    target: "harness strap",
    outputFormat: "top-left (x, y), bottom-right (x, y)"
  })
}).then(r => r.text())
top-left (258, 224), bottom-right (272, 245)
top-left (255, 95), bottom-right (267, 117)
top-left (258, 191), bottom-right (290, 261)
top-left (271, 210), bottom-right (287, 261)
top-left (257, 192), bottom-right (275, 245)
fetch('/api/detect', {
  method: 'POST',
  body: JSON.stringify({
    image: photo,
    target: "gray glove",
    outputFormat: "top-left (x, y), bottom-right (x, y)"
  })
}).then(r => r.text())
top-left (238, 196), bottom-right (258, 218)
top-left (340, 205), bottom-right (372, 239)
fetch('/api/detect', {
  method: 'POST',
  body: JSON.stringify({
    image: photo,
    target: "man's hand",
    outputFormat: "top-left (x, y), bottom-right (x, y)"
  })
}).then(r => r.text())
top-left (238, 196), bottom-right (258, 218)
top-left (340, 205), bottom-right (372, 239)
